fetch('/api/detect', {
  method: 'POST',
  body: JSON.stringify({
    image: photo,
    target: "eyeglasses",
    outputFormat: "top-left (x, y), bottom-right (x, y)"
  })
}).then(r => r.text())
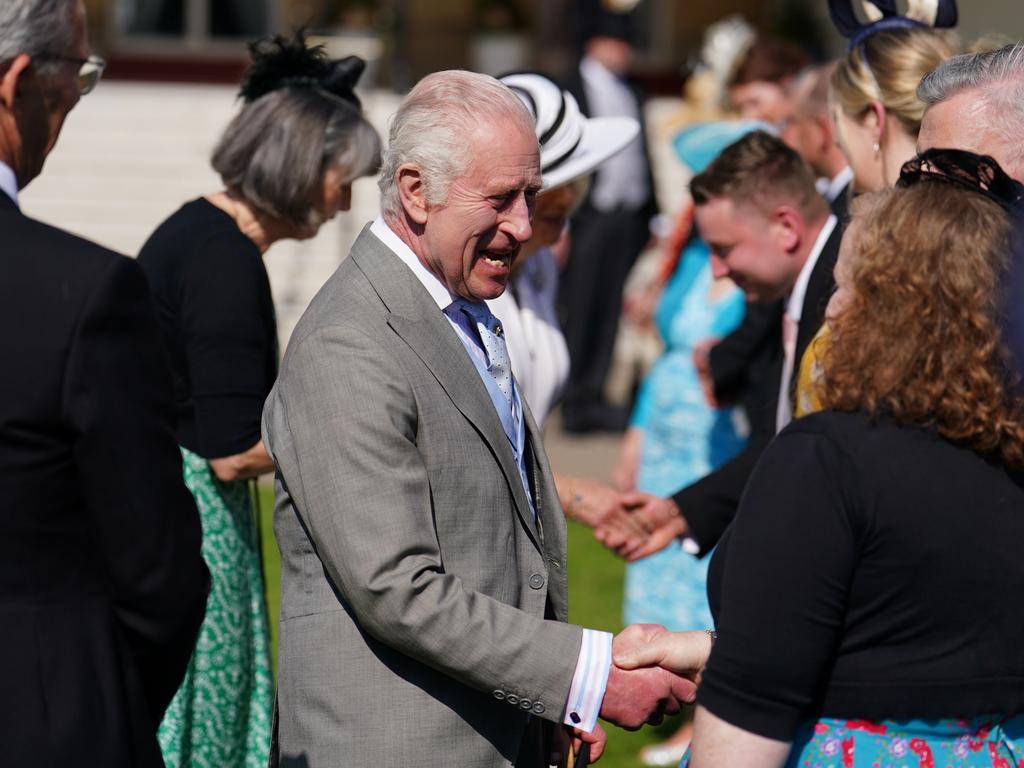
top-left (37, 54), bottom-right (107, 95)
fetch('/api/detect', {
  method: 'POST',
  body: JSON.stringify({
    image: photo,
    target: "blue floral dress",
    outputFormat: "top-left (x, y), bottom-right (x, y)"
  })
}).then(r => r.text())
top-left (623, 240), bottom-right (746, 629)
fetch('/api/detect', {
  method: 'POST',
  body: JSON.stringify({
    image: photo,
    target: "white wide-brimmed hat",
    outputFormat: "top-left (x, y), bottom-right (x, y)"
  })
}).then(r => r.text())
top-left (500, 72), bottom-right (640, 191)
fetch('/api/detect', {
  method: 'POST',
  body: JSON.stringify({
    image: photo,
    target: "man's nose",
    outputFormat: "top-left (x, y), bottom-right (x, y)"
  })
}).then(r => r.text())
top-left (710, 254), bottom-right (730, 279)
top-left (501, 193), bottom-right (533, 243)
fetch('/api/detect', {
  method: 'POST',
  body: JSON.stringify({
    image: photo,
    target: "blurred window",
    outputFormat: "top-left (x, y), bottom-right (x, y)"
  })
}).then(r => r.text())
top-left (118, 0), bottom-right (269, 39)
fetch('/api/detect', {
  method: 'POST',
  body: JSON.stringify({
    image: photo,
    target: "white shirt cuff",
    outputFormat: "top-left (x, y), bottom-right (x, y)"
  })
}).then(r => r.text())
top-left (563, 629), bottom-right (612, 733)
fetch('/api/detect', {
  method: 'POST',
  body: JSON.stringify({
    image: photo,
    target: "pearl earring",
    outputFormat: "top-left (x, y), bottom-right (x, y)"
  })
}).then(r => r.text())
top-left (873, 142), bottom-right (881, 155)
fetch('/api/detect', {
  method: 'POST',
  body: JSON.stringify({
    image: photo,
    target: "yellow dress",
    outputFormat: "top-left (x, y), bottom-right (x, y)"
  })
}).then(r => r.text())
top-left (795, 325), bottom-right (830, 418)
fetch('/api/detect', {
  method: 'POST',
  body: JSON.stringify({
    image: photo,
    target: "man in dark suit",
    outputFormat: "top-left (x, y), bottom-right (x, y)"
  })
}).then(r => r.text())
top-left (602, 131), bottom-right (842, 558)
top-left (559, 7), bottom-right (659, 432)
top-left (0, 1), bottom-right (208, 764)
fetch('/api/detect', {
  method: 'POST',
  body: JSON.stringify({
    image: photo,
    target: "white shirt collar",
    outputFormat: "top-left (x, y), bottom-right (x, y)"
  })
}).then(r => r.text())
top-left (370, 216), bottom-right (458, 311)
top-left (0, 161), bottom-right (19, 208)
top-left (824, 166), bottom-right (853, 203)
top-left (580, 55), bottom-right (619, 89)
top-left (787, 214), bottom-right (837, 321)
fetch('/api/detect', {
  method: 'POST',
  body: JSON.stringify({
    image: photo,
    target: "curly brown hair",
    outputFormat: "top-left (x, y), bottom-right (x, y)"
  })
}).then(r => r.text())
top-left (821, 183), bottom-right (1024, 468)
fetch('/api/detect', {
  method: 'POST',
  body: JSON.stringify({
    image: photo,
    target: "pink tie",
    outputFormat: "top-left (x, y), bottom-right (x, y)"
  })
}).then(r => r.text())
top-left (777, 312), bottom-right (799, 431)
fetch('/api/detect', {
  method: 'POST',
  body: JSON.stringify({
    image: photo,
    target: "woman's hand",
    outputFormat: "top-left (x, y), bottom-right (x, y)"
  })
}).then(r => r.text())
top-left (209, 439), bottom-right (275, 482)
top-left (613, 629), bottom-right (714, 680)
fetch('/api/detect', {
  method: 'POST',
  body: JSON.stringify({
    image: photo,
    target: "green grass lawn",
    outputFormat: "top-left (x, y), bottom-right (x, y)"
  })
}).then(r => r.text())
top-left (257, 487), bottom-right (686, 768)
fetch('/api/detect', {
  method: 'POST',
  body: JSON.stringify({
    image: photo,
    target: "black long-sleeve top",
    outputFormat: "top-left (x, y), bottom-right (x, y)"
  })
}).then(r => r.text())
top-left (138, 198), bottom-right (277, 459)
top-left (701, 410), bottom-right (1024, 741)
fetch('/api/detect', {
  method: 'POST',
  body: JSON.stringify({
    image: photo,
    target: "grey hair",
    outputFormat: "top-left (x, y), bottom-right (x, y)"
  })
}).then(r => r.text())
top-left (0, 0), bottom-right (78, 72)
top-left (211, 87), bottom-right (382, 230)
top-left (919, 43), bottom-right (1024, 174)
top-left (377, 69), bottom-right (537, 218)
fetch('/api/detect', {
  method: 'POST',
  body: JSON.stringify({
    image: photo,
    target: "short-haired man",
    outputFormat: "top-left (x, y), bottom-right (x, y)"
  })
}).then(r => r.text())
top-left (0, 1), bottom-right (208, 764)
top-left (263, 70), bottom-right (694, 768)
top-left (918, 43), bottom-right (1024, 182)
top-left (603, 131), bottom-right (842, 558)
top-left (781, 62), bottom-right (854, 222)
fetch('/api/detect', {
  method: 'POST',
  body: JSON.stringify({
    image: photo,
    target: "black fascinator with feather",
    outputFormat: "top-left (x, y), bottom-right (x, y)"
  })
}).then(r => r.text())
top-left (239, 32), bottom-right (366, 109)
top-left (828, 0), bottom-right (957, 51)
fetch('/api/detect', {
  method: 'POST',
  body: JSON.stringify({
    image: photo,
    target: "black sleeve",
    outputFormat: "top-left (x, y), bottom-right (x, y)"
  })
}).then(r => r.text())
top-left (671, 433), bottom-right (770, 556)
top-left (64, 255), bottom-right (209, 721)
top-left (698, 422), bottom-right (857, 741)
top-left (181, 232), bottom-right (274, 458)
top-left (708, 301), bottom-right (779, 403)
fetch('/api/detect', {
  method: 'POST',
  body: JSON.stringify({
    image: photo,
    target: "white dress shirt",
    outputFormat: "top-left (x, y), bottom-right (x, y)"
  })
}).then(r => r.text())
top-left (776, 214), bottom-right (838, 432)
top-left (824, 166), bottom-right (853, 203)
top-left (370, 217), bottom-right (612, 732)
top-left (0, 161), bottom-right (20, 208)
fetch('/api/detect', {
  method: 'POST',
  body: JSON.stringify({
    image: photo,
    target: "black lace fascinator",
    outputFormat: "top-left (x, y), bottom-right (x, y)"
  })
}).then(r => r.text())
top-left (238, 32), bottom-right (366, 108)
top-left (898, 148), bottom-right (1024, 212)
top-left (828, 0), bottom-right (957, 51)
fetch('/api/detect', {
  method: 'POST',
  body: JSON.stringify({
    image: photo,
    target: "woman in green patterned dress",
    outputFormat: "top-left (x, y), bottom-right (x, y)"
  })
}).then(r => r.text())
top-left (137, 35), bottom-right (382, 768)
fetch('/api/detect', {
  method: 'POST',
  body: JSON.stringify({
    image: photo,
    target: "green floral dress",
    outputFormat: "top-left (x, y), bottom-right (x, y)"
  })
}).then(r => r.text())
top-left (158, 447), bottom-right (273, 768)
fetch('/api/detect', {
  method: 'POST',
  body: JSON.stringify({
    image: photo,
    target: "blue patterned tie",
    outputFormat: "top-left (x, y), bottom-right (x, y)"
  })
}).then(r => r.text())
top-left (457, 299), bottom-right (513, 405)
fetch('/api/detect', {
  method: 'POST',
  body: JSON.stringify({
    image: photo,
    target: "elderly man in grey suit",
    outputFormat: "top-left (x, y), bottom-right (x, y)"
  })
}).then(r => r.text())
top-left (263, 70), bottom-right (694, 768)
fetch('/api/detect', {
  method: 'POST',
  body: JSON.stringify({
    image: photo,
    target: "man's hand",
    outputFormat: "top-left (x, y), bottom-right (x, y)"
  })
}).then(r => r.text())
top-left (599, 625), bottom-right (698, 730)
top-left (561, 476), bottom-right (646, 531)
top-left (594, 493), bottom-right (687, 561)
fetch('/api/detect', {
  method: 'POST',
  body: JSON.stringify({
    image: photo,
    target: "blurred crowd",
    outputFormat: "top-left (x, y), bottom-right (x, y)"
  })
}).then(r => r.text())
top-left (2, 1), bottom-right (1023, 767)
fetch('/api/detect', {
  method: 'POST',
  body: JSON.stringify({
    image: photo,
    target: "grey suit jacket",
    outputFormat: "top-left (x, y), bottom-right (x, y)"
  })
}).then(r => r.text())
top-left (263, 225), bottom-right (584, 768)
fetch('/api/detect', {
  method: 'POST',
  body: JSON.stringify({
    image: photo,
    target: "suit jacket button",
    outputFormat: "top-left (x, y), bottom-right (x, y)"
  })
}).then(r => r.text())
top-left (507, 694), bottom-right (519, 705)
top-left (493, 690), bottom-right (505, 701)
top-left (519, 698), bottom-right (532, 710)
top-left (532, 702), bottom-right (546, 715)
top-left (529, 573), bottom-right (545, 589)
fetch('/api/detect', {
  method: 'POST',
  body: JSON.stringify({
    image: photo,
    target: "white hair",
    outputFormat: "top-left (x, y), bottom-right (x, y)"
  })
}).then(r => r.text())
top-left (0, 0), bottom-right (78, 72)
top-left (919, 43), bottom-right (1024, 177)
top-left (377, 70), bottom-right (536, 218)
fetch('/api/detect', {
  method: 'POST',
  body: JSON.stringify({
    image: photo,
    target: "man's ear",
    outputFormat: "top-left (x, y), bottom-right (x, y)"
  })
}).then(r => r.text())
top-left (772, 205), bottom-right (803, 254)
top-left (396, 164), bottom-right (429, 225)
top-left (0, 54), bottom-right (32, 111)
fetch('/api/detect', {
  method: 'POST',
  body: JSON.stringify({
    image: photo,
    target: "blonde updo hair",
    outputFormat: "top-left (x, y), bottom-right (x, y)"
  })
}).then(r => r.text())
top-left (832, 26), bottom-right (959, 136)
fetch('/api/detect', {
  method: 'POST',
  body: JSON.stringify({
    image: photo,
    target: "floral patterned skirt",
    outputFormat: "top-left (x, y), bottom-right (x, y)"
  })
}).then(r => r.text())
top-left (158, 447), bottom-right (273, 768)
top-left (680, 716), bottom-right (1024, 768)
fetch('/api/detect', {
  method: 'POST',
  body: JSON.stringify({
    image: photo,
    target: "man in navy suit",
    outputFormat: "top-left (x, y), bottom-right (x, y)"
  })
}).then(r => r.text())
top-left (0, 2), bottom-right (208, 764)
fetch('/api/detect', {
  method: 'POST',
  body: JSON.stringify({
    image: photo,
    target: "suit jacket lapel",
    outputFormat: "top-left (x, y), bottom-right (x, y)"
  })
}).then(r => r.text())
top-left (349, 228), bottom-right (543, 552)
top-left (796, 223), bottom-right (843, 368)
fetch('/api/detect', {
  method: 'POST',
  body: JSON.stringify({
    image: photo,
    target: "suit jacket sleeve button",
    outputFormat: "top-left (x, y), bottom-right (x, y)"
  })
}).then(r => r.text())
top-left (493, 690), bottom-right (505, 701)
top-left (532, 702), bottom-right (546, 715)
top-left (506, 694), bottom-right (519, 705)
top-left (519, 698), bottom-right (532, 710)
top-left (529, 573), bottom-right (544, 589)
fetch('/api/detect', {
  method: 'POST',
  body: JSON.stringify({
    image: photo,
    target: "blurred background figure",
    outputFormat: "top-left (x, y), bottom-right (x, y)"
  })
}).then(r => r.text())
top-left (0, 1), bottom-right (208, 765)
top-left (137, 34), bottom-right (381, 768)
top-left (780, 62), bottom-right (853, 222)
top-left (726, 34), bottom-right (809, 122)
top-left (611, 120), bottom-right (766, 768)
top-left (559, 5), bottom-right (659, 434)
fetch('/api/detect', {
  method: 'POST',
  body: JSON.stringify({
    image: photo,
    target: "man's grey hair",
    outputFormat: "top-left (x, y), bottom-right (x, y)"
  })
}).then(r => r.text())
top-left (377, 70), bottom-right (537, 219)
top-left (212, 87), bottom-right (382, 230)
top-left (919, 43), bottom-right (1024, 172)
top-left (0, 0), bottom-right (78, 72)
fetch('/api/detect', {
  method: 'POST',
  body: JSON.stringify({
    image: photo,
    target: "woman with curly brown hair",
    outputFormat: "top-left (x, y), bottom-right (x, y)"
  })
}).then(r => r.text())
top-left (614, 150), bottom-right (1024, 767)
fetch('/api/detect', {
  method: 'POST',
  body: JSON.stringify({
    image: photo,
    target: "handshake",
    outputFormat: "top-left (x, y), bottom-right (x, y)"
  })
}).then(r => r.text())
top-left (598, 624), bottom-right (713, 730)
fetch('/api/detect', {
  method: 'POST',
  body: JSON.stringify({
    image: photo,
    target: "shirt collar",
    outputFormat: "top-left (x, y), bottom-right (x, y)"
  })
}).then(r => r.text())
top-left (824, 166), bottom-right (853, 203)
top-left (787, 214), bottom-right (837, 321)
top-left (370, 216), bottom-right (459, 311)
top-left (0, 161), bottom-right (19, 209)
